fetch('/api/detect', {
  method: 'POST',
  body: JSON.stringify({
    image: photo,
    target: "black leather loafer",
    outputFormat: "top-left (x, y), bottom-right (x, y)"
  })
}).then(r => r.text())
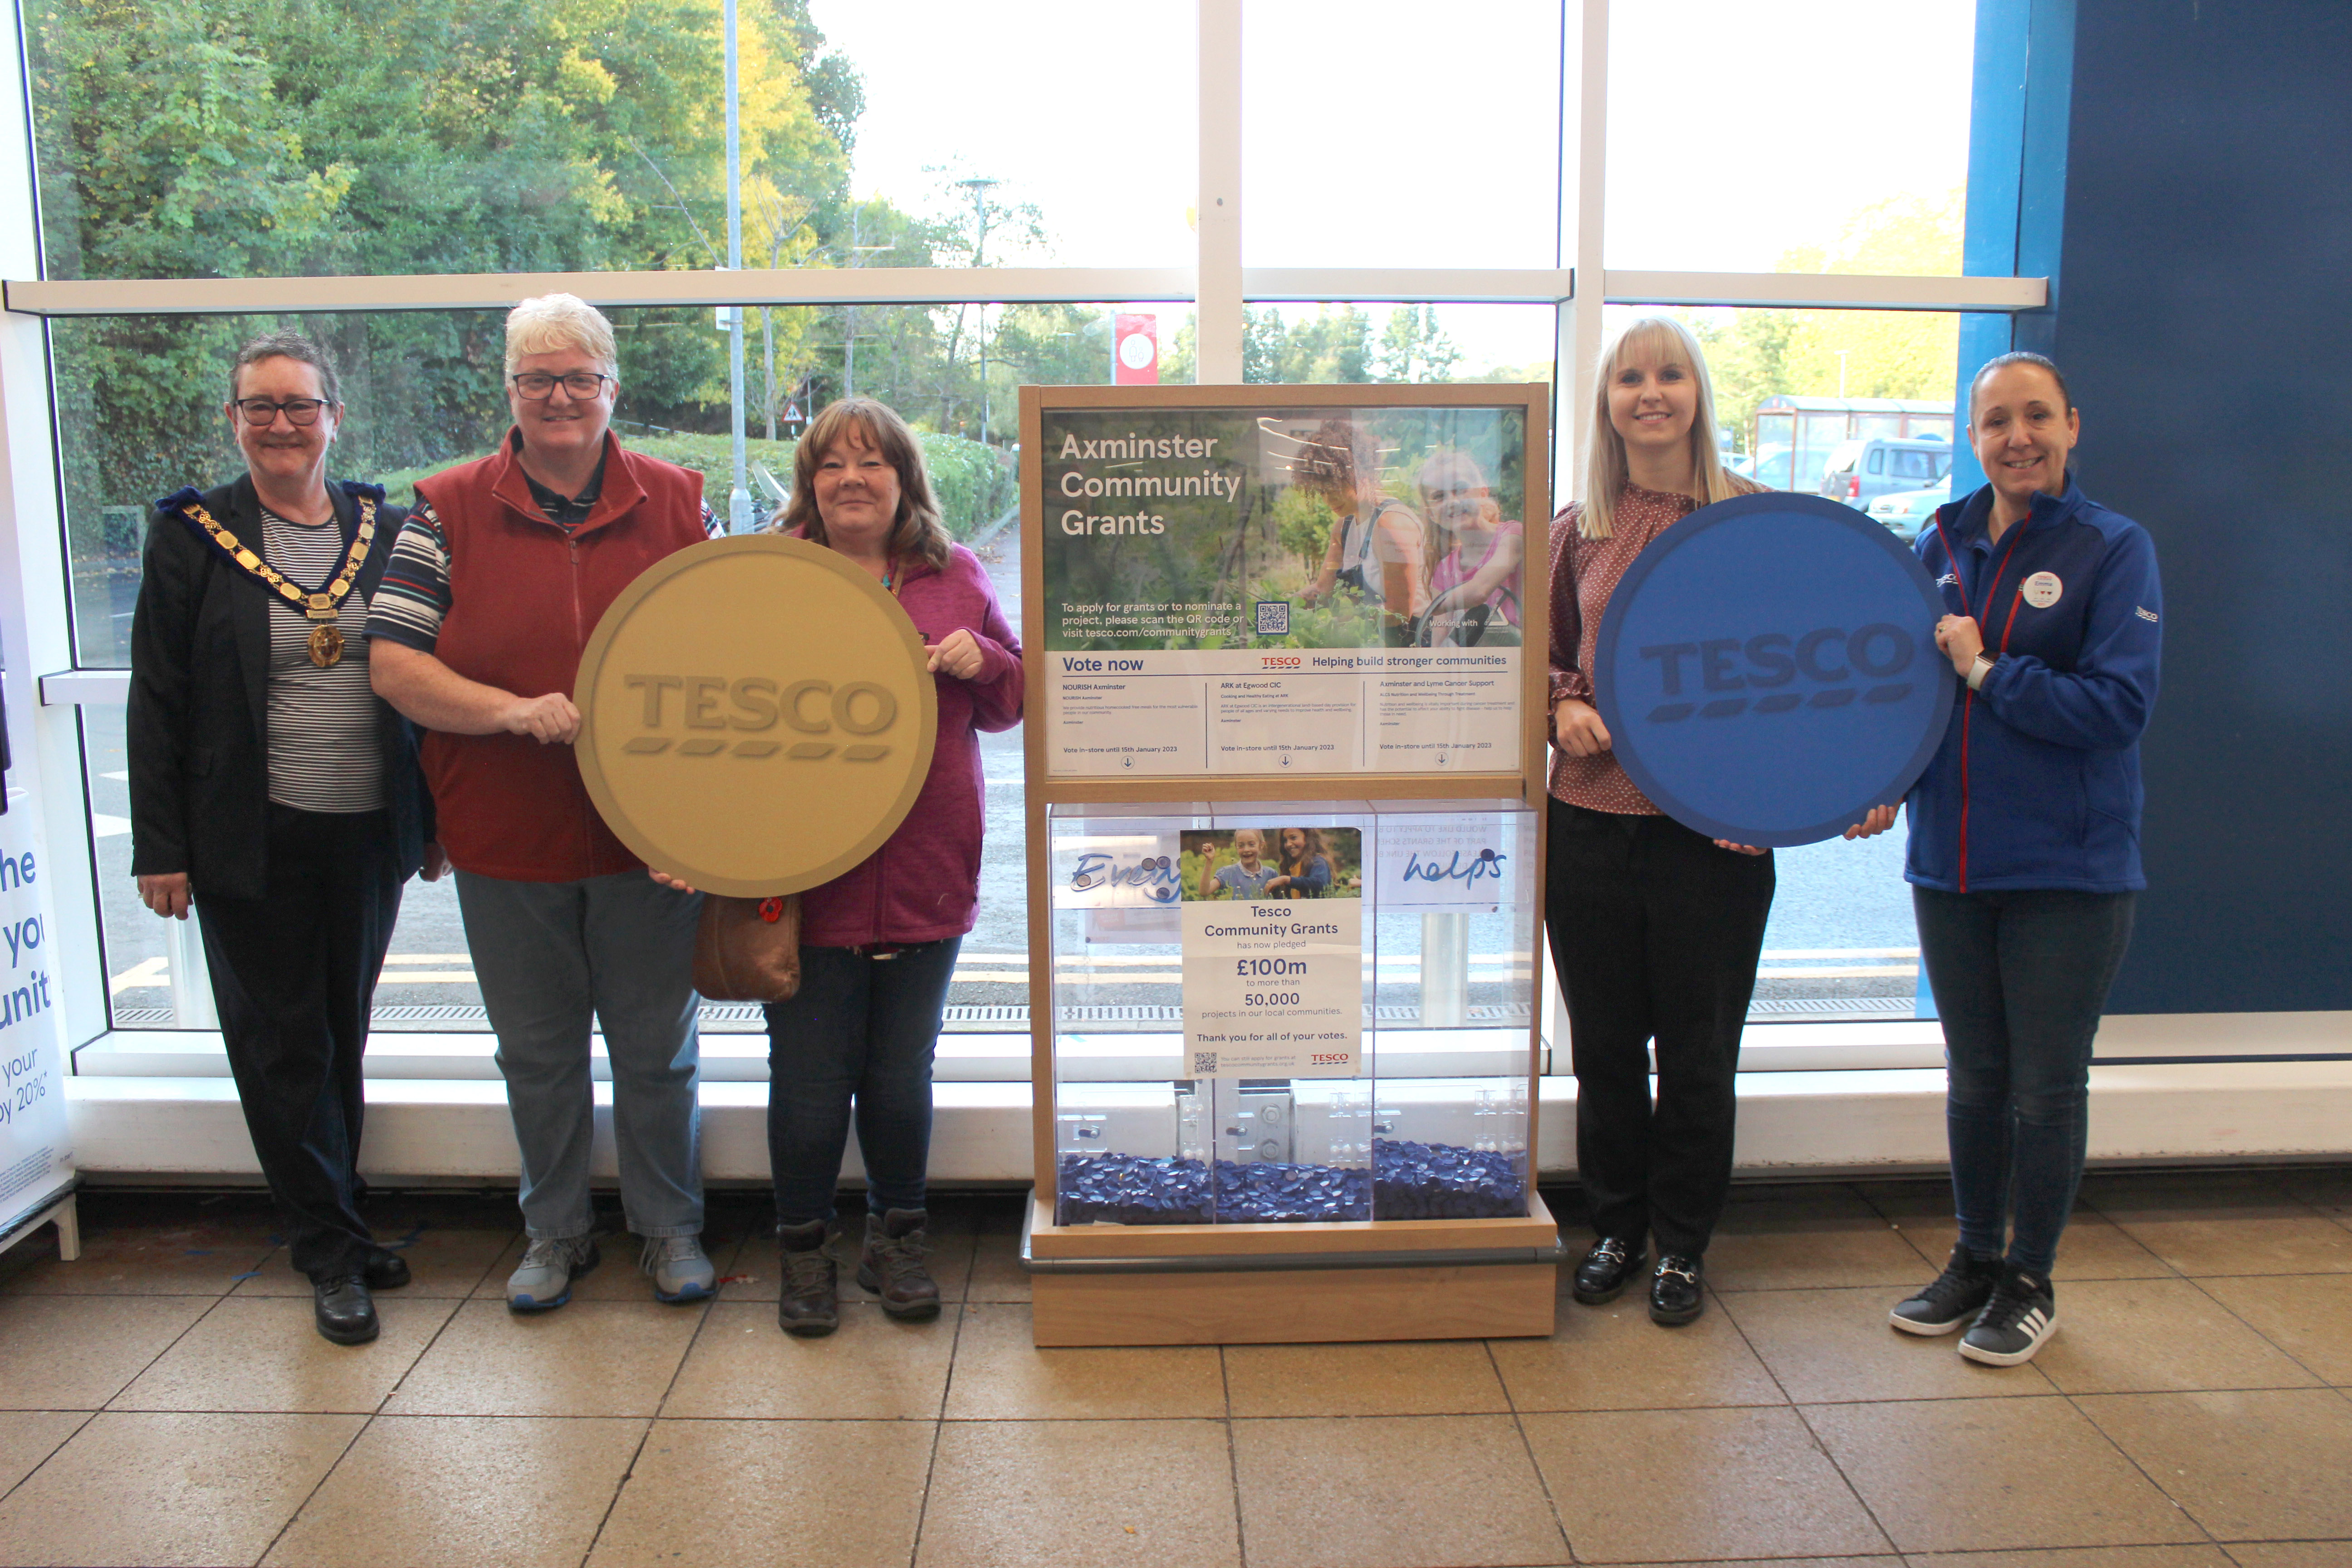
top-left (1571, 1237), bottom-right (1646, 1305)
top-left (1649, 1254), bottom-right (1705, 1326)
top-left (314, 1274), bottom-right (380, 1345)
top-left (362, 1250), bottom-right (412, 1290)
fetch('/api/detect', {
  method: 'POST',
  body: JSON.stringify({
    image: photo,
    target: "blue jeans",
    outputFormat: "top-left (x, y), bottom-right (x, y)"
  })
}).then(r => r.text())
top-left (764, 938), bottom-right (960, 1225)
top-left (1914, 886), bottom-right (2136, 1275)
top-left (456, 869), bottom-right (705, 1241)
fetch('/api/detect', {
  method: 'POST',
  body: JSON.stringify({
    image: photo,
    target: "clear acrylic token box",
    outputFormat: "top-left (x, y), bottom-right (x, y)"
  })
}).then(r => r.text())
top-left (1044, 798), bottom-right (1538, 1227)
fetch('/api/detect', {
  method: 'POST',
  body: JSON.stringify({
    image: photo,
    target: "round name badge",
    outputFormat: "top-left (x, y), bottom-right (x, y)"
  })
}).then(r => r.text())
top-left (2023, 570), bottom-right (2063, 608)
top-left (1591, 493), bottom-right (1956, 847)
top-left (574, 534), bottom-right (938, 896)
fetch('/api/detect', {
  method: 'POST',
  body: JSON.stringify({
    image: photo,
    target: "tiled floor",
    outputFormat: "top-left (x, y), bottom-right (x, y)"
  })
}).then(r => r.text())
top-left (2, 1171), bottom-right (2350, 1567)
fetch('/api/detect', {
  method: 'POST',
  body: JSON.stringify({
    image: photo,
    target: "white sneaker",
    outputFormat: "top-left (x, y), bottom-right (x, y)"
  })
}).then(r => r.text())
top-left (641, 1234), bottom-right (716, 1303)
top-left (507, 1235), bottom-right (599, 1313)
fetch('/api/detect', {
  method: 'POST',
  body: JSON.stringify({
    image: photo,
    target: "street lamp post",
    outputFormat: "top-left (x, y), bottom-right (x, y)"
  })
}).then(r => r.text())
top-left (721, 0), bottom-right (751, 534)
top-left (953, 176), bottom-right (1000, 441)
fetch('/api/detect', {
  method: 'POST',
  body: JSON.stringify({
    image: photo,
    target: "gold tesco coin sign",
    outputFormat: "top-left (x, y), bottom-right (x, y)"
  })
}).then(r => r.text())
top-left (573, 534), bottom-right (938, 897)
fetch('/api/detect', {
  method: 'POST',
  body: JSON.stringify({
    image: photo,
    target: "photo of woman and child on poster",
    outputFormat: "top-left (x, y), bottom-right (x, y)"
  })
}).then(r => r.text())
top-left (1181, 827), bottom-right (1365, 902)
top-left (1037, 398), bottom-right (1531, 661)
top-left (1285, 416), bottom-right (1525, 652)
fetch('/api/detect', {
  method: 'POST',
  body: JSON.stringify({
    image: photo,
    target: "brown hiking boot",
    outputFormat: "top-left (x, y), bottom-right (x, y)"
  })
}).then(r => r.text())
top-left (857, 1208), bottom-right (941, 1321)
top-left (775, 1218), bottom-right (839, 1337)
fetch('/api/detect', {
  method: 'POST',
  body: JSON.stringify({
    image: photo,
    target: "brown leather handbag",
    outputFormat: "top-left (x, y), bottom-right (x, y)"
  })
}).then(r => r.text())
top-left (692, 893), bottom-right (802, 1002)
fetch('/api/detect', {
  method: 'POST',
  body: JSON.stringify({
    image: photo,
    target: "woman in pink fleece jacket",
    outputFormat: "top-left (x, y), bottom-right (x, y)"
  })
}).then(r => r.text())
top-left (760, 397), bottom-right (1023, 1337)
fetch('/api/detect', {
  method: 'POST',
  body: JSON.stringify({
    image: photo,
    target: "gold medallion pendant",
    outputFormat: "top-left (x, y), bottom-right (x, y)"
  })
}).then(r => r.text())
top-left (167, 493), bottom-right (377, 672)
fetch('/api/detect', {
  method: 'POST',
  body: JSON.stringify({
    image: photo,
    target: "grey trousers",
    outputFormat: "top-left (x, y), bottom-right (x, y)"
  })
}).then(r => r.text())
top-left (456, 868), bottom-right (705, 1240)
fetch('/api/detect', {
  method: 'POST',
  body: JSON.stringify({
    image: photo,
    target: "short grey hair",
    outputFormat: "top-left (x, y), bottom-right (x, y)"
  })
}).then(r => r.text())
top-left (229, 331), bottom-right (342, 407)
top-left (504, 293), bottom-right (619, 377)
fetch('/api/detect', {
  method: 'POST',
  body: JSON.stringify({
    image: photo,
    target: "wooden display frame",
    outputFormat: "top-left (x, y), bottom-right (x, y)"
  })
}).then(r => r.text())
top-left (1016, 383), bottom-right (1557, 1345)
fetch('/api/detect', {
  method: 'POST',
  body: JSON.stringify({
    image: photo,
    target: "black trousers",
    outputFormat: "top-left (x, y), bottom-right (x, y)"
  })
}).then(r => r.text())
top-left (1545, 797), bottom-right (1775, 1258)
top-left (196, 804), bottom-right (403, 1279)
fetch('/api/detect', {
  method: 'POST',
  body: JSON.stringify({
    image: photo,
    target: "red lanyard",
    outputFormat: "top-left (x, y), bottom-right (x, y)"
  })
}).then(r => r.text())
top-left (1930, 511), bottom-right (2031, 658)
top-left (1928, 505), bottom-right (2032, 894)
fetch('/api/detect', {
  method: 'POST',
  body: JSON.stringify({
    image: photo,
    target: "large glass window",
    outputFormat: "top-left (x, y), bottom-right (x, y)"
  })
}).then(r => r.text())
top-left (1241, 0), bottom-right (1563, 269)
top-left (1604, 0), bottom-right (1977, 276)
top-left (21, 0), bottom-right (2036, 1054)
top-left (24, 0), bottom-right (858, 280)
top-left (25, 0), bottom-right (1193, 284)
top-left (806, 0), bottom-right (1196, 271)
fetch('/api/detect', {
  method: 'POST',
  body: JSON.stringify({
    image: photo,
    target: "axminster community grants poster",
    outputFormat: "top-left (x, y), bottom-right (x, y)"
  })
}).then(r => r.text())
top-left (1035, 398), bottom-right (1531, 779)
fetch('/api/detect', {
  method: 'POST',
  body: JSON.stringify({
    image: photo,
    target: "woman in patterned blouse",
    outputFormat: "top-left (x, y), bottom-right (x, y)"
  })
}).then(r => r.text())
top-left (1544, 315), bottom-right (1890, 1328)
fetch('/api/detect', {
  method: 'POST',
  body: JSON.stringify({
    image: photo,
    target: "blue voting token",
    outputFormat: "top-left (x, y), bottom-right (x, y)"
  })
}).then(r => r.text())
top-left (1591, 493), bottom-right (1955, 848)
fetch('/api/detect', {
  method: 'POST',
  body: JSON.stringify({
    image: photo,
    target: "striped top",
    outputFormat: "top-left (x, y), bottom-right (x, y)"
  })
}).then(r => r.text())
top-left (260, 508), bottom-right (384, 813)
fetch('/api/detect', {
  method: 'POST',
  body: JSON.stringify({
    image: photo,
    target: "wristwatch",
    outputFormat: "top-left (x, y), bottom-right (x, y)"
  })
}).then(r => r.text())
top-left (1966, 652), bottom-right (1998, 691)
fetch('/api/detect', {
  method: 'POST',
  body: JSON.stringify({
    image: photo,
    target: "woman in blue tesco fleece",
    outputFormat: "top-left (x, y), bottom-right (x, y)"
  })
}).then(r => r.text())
top-left (1883, 352), bottom-right (2161, 1367)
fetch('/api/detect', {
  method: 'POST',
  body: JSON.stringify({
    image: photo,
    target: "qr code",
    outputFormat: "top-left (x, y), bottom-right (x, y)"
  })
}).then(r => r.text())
top-left (1254, 600), bottom-right (1290, 636)
top-left (1191, 1052), bottom-right (1219, 1076)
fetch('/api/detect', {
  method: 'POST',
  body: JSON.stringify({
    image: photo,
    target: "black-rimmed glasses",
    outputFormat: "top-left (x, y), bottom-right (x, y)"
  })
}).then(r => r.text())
top-left (511, 371), bottom-right (615, 399)
top-left (231, 397), bottom-right (332, 426)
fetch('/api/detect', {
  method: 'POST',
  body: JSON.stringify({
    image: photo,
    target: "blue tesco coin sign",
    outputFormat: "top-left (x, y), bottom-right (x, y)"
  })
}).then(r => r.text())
top-left (1592, 493), bottom-right (1955, 847)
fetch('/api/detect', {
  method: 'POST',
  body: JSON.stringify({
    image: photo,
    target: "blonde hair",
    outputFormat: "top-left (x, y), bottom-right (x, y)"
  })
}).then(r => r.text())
top-left (1578, 315), bottom-right (1740, 540)
top-left (1416, 447), bottom-right (1492, 596)
top-left (772, 397), bottom-right (953, 571)
top-left (504, 293), bottom-right (619, 377)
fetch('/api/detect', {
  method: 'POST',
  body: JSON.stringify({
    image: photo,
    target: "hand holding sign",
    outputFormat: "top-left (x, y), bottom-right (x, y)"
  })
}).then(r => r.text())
top-left (925, 627), bottom-right (985, 681)
top-left (1552, 698), bottom-right (1612, 758)
top-left (1592, 494), bottom-right (1956, 848)
top-left (1934, 614), bottom-right (1986, 674)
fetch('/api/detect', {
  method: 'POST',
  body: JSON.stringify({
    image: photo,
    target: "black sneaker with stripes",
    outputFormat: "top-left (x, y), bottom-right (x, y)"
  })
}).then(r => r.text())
top-left (1889, 1243), bottom-right (2001, 1336)
top-left (1960, 1263), bottom-right (2059, 1366)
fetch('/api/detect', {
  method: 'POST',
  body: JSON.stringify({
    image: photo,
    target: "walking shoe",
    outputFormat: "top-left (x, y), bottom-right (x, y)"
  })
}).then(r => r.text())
top-left (1960, 1264), bottom-right (2059, 1366)
top-left (641, 1234), bottom-right (716, 1304)
top-left (506, 1235), bottom-right (600, 1313)
top-left (1571, 1237), bottom-right (1646, 1305)
top-left (313, 1274), bottom-right (379, 1345)
top-left (776, 1219), bottom-right (840, 1337)
top-left (1649, 1254), bottom-right (1705, 1326)
top-left (1890, 1244), bottom-right (2002, 1336)
top-left (362, 1249), bottom-right (412, 1290)
top-left (857, 1209), bottom-right (942, 1321)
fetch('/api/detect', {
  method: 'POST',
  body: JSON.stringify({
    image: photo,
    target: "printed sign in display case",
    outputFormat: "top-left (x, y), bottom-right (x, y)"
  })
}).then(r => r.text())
top-left (1018, 385), bottom-right (1560, 1346)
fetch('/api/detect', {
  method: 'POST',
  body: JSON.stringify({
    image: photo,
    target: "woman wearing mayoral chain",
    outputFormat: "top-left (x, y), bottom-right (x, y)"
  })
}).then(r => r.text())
top-left (127, 332), bottom-right (441, 1347)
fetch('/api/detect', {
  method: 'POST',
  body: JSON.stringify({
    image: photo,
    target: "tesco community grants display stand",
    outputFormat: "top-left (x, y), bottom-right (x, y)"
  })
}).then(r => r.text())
top-left (1017, 383), bottom-right (1560, 1346)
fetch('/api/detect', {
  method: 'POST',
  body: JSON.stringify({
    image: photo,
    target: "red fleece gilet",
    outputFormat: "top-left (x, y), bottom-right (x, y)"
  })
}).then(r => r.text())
top-left (413, 431), bottom-right (707, 882)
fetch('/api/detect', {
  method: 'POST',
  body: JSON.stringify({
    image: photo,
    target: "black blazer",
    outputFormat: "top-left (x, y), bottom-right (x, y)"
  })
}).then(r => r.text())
top-left (127, 475), bottom-right (433, 900)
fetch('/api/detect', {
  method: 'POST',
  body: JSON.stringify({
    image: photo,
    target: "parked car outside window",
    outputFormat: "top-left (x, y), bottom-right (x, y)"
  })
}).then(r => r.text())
top-left (1820, 436), bottom-right (1954, 509)
top-left (1728, 444), bottom-right (1830, 493)
top-left (1866, 477), bottom-right (1951, 536)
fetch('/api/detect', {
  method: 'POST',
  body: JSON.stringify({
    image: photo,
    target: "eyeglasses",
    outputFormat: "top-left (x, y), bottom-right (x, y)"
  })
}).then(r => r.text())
top-left (232, 397), bottom-right (332, 426)
top-left (511, 371), bottom-right (615, 399)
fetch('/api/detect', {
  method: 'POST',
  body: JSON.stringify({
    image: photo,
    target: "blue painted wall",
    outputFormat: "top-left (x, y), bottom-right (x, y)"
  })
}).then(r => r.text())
top-left (2045, 0), bottom-right (2352, 1011)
